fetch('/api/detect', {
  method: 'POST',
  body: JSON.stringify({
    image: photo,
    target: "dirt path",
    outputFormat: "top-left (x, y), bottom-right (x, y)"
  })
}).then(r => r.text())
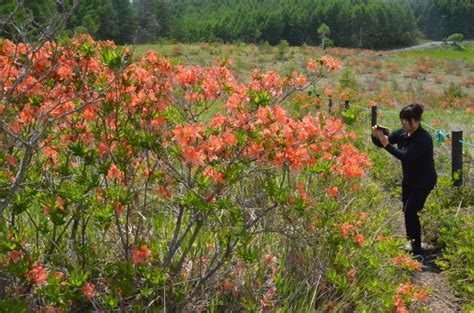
top-left (412, 255), bottom-right (460, 312)
top-left (387, 193), bottom-right (461, 311)
top-left (390, 40), bottom-right (474, 52)
top-left (391, 41), bottom-right (450, 52)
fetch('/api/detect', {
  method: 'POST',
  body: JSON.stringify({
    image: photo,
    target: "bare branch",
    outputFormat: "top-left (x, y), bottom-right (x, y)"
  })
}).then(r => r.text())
top-left (0, 142), bottom-right (33, 216)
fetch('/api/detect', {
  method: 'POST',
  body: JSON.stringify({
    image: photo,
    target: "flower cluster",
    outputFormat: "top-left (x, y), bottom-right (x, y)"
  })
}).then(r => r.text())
top-left (26, 261), bottom-right (48, 286)
top-left (132, 245), bottom-right (152, 265)
top-left (393, 282), bottom-right (429, 313)
top-left (392, 255), bottom-right (422, 271)
top-left (338, 212), bottom-right (368, 246)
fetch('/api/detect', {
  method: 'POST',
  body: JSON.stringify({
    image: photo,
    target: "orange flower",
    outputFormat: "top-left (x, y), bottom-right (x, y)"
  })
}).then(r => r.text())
top-left (396, 282), bottom-right (415, 295)
top-left (263, 254), bottom-right (277, 265)
top-left (297, 182), bottom-right (312, 204)
top-left (320, 56), bottom-right (342, 71)
top-left (415, 289), bottom-right (428, 302)
top-left (56, 196), bottom-right (64, 212)
top-left (209, 112), bottom-right (227, 129)
top-left (81, 282), bottom-right (96, 299)
top-left (247, 142), bottom-right (264, 159)
top-left (327, 186), bottom-right (338, 197)
top-left (43, 204), bottom-right (52, 216)
top-left (6, 154), bottom-right (16, 166)
top-left (207, 135), bottom-right (223, 153)
top-left (144, 167), bottom-right (153, 178)
top-left (223, 279), bottom-right (233, 292)
top-left (98, 142), bottom-right (109, 155)
top-left (392, 256), bottom-right (421, 271)
top-left (157, 185), bottom-right (172, 199)
top-left (173, 123), bottom-right (204, 145)
top-left (107, 163), bottom-right (124, 181)
top-left (340, 222), bottom-right (354, 239)
top-left (8, 250), bottom-right (23, 263)
top-left (430, 119), bottom-right (440, 127)
top-left (221, 132), bottom-right (237, 146)
top-left (26, 261), bottom-right (48, 286)
top-left (83, 106), bottom-right (96, 121)
top-left (324, 88), bottom-right (334, 97)
top-left (43, 146), bottom-right (59, 165)
top-left (114, 201), bottom-right (123, 214)
top-left (394, 295), bottom-right (408, 313)
top-left (207, 243), bottom-right (214, 250)
top-left (18, 104), bottom-right (35, 124)
top-left (57, 64), bottom-right (73, 79)
top-left (54, 271), bottom-right (64, 281)
top-left (151, 116), bottom-right (166, 131)
top-left (354, 233), bottom-right (365, 246)
top-left (182, 146), bottom-right (206, 166)
top-left (256, 106), bottom-right (271, 125)
top-left (347, 268), bottom-right (356, 282)
top-left (307, 59), bottom-right (318, 72)
top-left (132, 245), bottom-right (152, 265)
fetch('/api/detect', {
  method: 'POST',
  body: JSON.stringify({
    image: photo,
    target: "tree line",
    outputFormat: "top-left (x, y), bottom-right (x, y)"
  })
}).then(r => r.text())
top-left (1, 0), bottom-right (473, 49)
top-left (408, 0), bottom-right (474, 41)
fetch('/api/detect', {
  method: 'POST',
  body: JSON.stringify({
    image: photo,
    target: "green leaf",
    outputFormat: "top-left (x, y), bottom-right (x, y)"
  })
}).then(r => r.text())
top-left (140, 287), bottom-right (154, 298)
top-left (252, 90), bottom-right (271, 106)
top-left (69, 142), bottom-right (87, 158)
top-left (163, 106), bottom-right (184, 124)
top-left (105, 295), bottom-right (119, 310)
top-left (68, 268), bottom-right (88, 288)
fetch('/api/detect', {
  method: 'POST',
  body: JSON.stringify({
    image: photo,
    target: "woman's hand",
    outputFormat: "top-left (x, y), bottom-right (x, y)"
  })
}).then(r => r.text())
top-left (372, 126), bottom-right (389, 147)
top-left (377, 131), bottom-right (389, 147)
top-left (371, 126), bottom-right (379, 137)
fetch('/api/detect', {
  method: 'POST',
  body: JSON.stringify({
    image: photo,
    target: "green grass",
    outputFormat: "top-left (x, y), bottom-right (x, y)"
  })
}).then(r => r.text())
top-left (131, 43), bottom-right (173, 56)
top-left (402, 43), bottom-right (474, 63)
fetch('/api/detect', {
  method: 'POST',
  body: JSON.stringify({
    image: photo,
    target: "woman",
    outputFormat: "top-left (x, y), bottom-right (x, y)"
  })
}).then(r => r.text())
top-left (372, 103), bottom-right (437, 255)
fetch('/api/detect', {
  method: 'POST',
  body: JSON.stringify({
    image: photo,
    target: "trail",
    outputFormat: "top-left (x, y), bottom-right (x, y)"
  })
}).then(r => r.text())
top-left (370, 165), bottom-right (462, 311)
top-left (391, 204), bottom-right (461, 312)
top-left (390, 40), bottom-right (474, 52)
top-left (390, 41), bottom-right (450, 52)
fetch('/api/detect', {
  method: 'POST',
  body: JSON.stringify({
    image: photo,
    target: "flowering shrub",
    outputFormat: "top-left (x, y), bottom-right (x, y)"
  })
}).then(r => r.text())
top-left (0, 36), bottom-right (425, 311)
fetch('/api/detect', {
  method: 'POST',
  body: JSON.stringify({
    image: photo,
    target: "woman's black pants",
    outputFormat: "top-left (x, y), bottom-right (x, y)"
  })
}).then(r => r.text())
top-left (402, 185), bottom-right (432, 250)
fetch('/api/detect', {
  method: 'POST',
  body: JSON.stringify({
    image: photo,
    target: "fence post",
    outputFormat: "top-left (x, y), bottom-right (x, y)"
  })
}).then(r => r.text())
top-left (371, 106), bottom-right (377, 126)
top-left (451, 130), bottom-right (463, 187)
top-left (344, 100), bottom-right (350, 110)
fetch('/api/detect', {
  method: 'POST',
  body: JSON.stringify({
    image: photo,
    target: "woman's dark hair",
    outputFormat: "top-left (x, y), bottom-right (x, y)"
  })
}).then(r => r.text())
top-left (399, 103), bottom-right (423, 121)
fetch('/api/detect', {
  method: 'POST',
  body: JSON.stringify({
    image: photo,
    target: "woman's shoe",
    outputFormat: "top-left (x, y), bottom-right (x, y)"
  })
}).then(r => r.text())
top-left (411, 245), bottom-right (423, 256)
top-left (400, 242), bottom-right (423, 256)
top-left (400, 242), bottom-right (412, 252)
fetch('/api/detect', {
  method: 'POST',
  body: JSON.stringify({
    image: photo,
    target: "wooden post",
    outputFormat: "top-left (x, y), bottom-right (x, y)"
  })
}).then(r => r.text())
top-left (451, 130), bottom-right (463, 187)
top-left (344, 100), bottom-right (350, 110)
top-left (371, 106), bottom-right (377, 127)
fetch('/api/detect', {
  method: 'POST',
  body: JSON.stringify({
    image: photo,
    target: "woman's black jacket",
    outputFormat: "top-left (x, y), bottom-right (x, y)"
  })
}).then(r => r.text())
top-left (384, 126), bottom-right (437, 189)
